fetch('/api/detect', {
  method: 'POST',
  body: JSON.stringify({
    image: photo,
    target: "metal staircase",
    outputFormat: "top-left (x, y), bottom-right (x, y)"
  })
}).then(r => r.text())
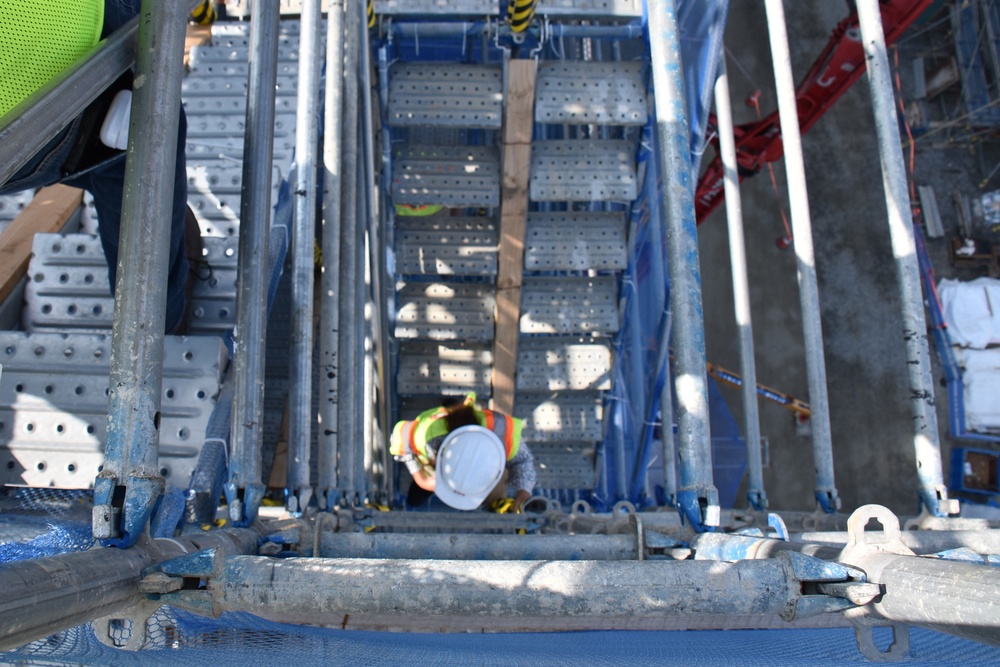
top-left (381, 10), bottom-right (647, 503)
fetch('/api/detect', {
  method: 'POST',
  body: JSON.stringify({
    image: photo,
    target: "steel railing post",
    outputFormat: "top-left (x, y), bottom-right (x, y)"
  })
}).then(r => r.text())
top-left (287, 0), bottom-right (324, 514)
top-left (714, 55), bottom-right (767, 511)
top-left (647, 0), bottom-right (720, 530)
top-left (318, 0), bottom-right (346, 510)
top-left (92, 0), bottom-right (189, 548)
top-left (764, 0), bottom-right (839, 513)
top-left (855, 0), bottom-right (956, 518)
top-left (226, 0), bottom-right (281, 526)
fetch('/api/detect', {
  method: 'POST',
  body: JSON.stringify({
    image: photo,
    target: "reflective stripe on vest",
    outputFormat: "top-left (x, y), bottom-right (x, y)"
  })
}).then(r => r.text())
top-left (481, 409), bottom-right (516, 460)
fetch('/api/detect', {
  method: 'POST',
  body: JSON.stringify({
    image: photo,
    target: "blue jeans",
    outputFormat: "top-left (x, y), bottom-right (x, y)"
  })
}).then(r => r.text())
top-left (1, 0), bottom-right (189, 333)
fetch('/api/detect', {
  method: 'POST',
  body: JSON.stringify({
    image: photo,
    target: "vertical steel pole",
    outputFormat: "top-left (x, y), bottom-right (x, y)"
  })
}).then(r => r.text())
top-left (714, 56), bottom-right (767, 511)
top-left (318, 0), bottom-right (346, 510)
top-left (226, 2), bottom-right (281, 526)
top-left (93, 0), bottom-right (188, 547)
top-left (764, 0), bottom-right (839, 513)
top-left (338, 0), bottom-right (361, 501)
top-left (647, 0), bottom-right (719, 530)
top-left (856, 0), bottom-right (954, 517)
top-left (287, 0), bottom-right (324, 514)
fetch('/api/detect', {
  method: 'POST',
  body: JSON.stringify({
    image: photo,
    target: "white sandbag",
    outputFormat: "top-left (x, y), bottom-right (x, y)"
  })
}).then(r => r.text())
top-left (938, 277), bottom-right (1000, 349)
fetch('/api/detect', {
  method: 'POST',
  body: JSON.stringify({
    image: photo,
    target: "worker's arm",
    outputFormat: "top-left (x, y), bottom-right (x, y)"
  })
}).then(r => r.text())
top-left (410, 465), bottom-right (436, 492)
top-left (507, 443), bottom-right (537, 511)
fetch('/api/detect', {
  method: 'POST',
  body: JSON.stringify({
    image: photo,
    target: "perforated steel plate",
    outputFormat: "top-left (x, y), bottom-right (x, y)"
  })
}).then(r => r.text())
top-left (536, 0), bottom-right (642, 18)
top-left (524, 211), bottom-right (626, 271)
top-left (535, 61), bottom-right (647, 126)
top-left (520, 276), bottom-right (619, 335)
top-left (529, 140), bottom-right (637, 203)
top-left (188, 162), bottom-right (281, 196)
top-left (515, 392), bottom-right (604, 443)
top-left (0, 191), bottom-right (33, 223)
top-left (395, 282), bottom-right (495, 341)
top-left (23, 234), bottom-right (239, 335)
top-left (374, 0), bottom-right (497, 15)
top-left (392, 145), bottom-right (500, 207)
top-left (396, 215), bottom-right (497, 276)
top-left (182, 75), bottom-right (299, 98)
top-left (389, 64), bottom-right (502, 129)
top-left (186, 113), bottom-right (296, 139)
top-left (0, 332), bottom-right (227, 489)
top-left (187, 191), bottom-right (240, 236)
top-left (187, 45), bottom-right (301, 67)
top-left (397, 342), bottom-right (493, 396)
top-left (516, 336), bottom-right (612, 391)
top-left (187, 59), bottom-right (299, 80)
top-left (185, 93), bottom-right (297, 116)
top-left (530, 442), bottom-right (596, 490)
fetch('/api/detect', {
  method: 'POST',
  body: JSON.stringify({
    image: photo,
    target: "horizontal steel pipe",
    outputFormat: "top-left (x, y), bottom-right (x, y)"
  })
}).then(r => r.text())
top-left (795, 530), bottom-right (1000, 556)
top-left (861, 552), bottom-right (1000, 647)
top-left (0, 528), bottom-right (258, 651)
top-left (320, 532), bottom-right (639, 560)
top-left (691, 533), bottom-right (842, 562)
top-left (213, 556), bottom-right (799, 620)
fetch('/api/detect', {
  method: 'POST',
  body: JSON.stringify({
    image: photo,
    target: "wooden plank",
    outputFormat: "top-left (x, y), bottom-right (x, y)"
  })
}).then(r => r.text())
top-left (184, 23), bottom-right (213, 69)
top-left (0, 185), bottom-right (82, 304)
top-left (492, 60), bottom-right (536, 415)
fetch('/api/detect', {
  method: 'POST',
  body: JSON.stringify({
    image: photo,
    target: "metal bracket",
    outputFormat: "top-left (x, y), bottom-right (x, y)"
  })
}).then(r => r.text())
top-left (846, 609), bottom-right (912, 663)
top-left (92, 598), bottom-right (163, 652)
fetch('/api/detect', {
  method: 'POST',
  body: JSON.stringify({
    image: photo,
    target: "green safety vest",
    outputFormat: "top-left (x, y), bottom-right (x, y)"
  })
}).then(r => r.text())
top-left (0, 0), bottom-right (105, 118)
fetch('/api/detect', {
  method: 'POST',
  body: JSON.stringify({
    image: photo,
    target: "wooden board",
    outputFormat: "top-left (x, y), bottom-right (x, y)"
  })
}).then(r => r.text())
top-left (0, 185), bottom-right (82, 304)
top-left (491, 60), bottom-right (536, 415)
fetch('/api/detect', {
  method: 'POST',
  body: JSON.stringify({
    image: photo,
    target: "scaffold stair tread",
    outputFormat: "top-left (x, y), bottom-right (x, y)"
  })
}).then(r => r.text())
top-left (392, 144), bottom-right (501, 207)
top-left (388, 63), bottom-right (503, 129)
top-left (524, 211), bottom-right (627, 272)
top-left (373, 0), bottom-right (497, 16)
top-left (530, 140), bottom-right (638, 203)
top-left (396, 341), bottom-right (494, 397)
top-left (516, 336), bottom-right (612, 391)
top-left (515, 391), bottom-right (604, 443)
top-left (0, 331), bottom-right (226, 489)
top-left (535, 61), bottom-right (647, 126)
top-left (396, 215), bottom-right (498, 276)
top-left (394, 282), bottom-right (496, 341)
top-left (520, 276), bottom-right (620, 335)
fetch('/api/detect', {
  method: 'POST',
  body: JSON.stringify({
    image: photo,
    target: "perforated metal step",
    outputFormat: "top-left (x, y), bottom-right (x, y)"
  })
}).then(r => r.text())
top-left (187, 45), bottom-right (301, 67)
top-left (23, 233), bottom-right (239, 335)
top-left (516, 336), bottom-right (612, 392)
top-left (391, 145), bottom-right (500, 207)
top-left (530, 442), bottom-right (597, 490)
top-left (0, 332), bottom-right (227, 489)
top-left (535, 0), bottom-right (642, 18)
top-left (395, 282), bottom-right (495, 341)
top-left (529, 140), bottom-right (638, 202)
top-left (388, 63), bottom-right (503, 130)
top-left (396, 342), bottom-right (494, 397)
top-left (524, 211), bottom-right (627, 272)
top-left (520, 276), bottom-right (620, 335)
top-left (516, 392), bottom-right (604, 443)
top-left (535, 61), bottom-right (647, 126)
top-left (373, 0), bottom-right (497, 16)
top-left (395, 215), bottom-right (497, 276)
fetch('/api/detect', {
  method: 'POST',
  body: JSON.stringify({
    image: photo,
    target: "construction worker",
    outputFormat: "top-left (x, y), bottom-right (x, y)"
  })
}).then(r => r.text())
top-left (0, 1), bottom-right (215, 334)
top-left (391, 393), bottom-right (536, 511)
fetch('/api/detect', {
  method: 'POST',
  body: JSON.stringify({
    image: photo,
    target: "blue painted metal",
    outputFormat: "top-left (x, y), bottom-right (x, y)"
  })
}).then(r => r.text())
top-left (768, 513), bottom-right (790, 541)
top-left (144, 548), bottom-right (218, 579)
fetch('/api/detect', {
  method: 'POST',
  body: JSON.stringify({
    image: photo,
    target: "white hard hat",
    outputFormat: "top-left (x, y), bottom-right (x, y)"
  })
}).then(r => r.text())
top-left (434, 425), bottom-right (505, 510)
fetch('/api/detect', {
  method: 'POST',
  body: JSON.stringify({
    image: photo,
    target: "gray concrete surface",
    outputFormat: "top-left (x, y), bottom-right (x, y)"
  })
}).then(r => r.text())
top-left (699, 2), bottom-right (984, 516)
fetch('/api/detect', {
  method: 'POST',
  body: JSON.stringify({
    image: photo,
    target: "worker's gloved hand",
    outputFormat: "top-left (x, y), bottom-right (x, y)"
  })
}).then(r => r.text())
top-left (512, 490), bottom-right (531, 513)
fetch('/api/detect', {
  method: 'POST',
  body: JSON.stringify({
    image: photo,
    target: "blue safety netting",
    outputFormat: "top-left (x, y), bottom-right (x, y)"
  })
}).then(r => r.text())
top-left (2, 607), bottom-right (1000, 667)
